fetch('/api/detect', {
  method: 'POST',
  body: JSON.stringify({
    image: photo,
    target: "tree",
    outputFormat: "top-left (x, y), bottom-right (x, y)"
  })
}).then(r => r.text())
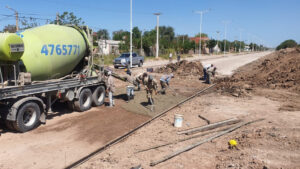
top-left (132, 27), bottom-right (141, 49)
top-left (51, 12), bottom-right (84, 25)
top-left (112, 30), bottom-right (130, 52)
top-left (3, 24), bottom-right (16, 33)
top-left (276, 39), bottom-right (297, 50)
top-left (142, 30), bottom-right (156, 56)
top-left (20, 17), bottom-right (39, 30)
top-left (195, 33), bottom-right (208, 37)
top-left (206, 39), bottom-right (217, 52)
top-left (96, 29), bottom-right (110, 40)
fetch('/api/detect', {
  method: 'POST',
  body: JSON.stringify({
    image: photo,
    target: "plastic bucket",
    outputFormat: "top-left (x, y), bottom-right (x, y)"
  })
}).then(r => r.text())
top-left (174, 114), bottom-right (183, 127)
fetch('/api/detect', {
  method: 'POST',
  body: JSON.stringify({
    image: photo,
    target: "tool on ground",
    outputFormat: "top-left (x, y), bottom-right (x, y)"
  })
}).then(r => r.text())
top-left (198, 115), bottom-right (210, 124)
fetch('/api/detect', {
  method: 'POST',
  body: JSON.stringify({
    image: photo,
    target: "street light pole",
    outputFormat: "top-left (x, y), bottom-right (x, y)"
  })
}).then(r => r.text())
top-left (216, 31), bottom-right (220, 54)
top-left (154, 13), bottom-right (161, 59)
top-left (130, 0), bottom-right (133, 68)
top-left (6, 6), bottom-right (19, 31)
top-left (195, 10), bottom-right (209, 57)
top-left (222, 21), bottom-right (230, 56)
top-left (239, 30), bottom-right (242, 53)
top-left (140, 30), bottom-right (143, 56)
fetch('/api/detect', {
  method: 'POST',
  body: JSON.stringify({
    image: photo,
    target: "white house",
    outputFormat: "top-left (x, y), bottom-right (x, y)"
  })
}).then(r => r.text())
top-left (213, 44), bottom-right (221, 53)
top-left (98, 40), bottom-right (123, 55)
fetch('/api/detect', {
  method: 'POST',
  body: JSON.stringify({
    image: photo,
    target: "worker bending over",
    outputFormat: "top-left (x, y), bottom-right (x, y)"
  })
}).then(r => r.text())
top-left (134, 72), bottom-right (148, 91)
top-left (206, 66), bottom-right (217, 84)
top-left (107, 71), bottom-right (115, 107)
top-left (145, 75), bottom-right (158, 105)
top-left (160, 73), bottom-right (174, 94)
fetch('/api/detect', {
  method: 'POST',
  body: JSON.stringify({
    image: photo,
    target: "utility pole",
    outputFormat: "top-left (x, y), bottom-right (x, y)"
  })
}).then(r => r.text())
top-left (216, 31), bottom-right (220, 54)
top-left (195, 9), bottom-right (209, 57)
top-left (222, 21), bottom-right (230, 56)
top-left (154, 13), bottom-right (161, 59)
top-left (239, 29), bottom-right (242, 53)
top-left (56, 12), bottom-right (59, 25)
top-left (130, 0), bottom-right (133, 67)
top-left (140, 30), bottom-right (143, 56)
top-left (6, 6), bottom-right (19, 31)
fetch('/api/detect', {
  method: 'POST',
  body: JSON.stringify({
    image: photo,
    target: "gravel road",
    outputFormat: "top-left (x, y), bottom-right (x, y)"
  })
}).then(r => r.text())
top-left (201, 51), bottom-right (273, 76)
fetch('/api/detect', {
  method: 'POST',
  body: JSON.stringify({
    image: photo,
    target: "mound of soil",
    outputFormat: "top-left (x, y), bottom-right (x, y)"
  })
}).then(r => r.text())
top-left (218, 48), bottom-right (300, 96)
top-left (155, 60), bottom-right (204, 76)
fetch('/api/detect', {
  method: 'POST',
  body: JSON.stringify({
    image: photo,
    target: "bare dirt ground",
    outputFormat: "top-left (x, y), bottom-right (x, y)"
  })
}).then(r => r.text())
top-left (79, 91), bottom-right (300, 169)
top-left (78, 50), bottom-right (300, 169)
top-left (1, 51), bottom-right (295, 169)
top-left (0, 62), bottom-right (207, 169)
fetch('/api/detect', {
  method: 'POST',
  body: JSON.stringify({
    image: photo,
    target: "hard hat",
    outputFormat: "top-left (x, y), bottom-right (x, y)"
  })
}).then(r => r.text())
top-left (107, 71), bottom-right (112, 75)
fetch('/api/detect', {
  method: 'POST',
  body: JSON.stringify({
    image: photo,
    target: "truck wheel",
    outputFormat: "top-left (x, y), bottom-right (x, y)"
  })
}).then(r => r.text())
top-left (138, 61), bottom-right (143, 67)
top-left (74, 88), bottom-right (92, 112)
top-left (13, 101), bottom-right (41, 132)
top-left (114, 65), bottom-right (119, 69)
top-left (92, 86), bottom-right (105, 106)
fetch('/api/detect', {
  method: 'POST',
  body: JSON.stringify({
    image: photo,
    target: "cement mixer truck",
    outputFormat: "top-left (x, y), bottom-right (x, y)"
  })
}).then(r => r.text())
top-left (0, 24), bottom-right (108, 132)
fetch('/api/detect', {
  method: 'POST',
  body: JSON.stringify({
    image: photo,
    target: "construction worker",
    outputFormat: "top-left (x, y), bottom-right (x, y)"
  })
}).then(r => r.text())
top-left (145, 75), bottom-right (158, 105)
top-left (125, 64), bottom-right (132, 76)
top-left (160, 73), bottom-right (174, 94)
top-left (107, 71), bottom-right (115, 107)
top-left (134, 72), bottom-right (148, 91)
top-left (202, 64), bottom-right (214, 81)
top-left (206, 66), bottom-right (217, 84)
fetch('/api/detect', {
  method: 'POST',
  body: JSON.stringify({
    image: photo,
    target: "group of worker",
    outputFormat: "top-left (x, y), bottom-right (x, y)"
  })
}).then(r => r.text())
top-left (106, 63), bottom-right (216, 108)
top-left (106, 70), bottom-right (174, 107)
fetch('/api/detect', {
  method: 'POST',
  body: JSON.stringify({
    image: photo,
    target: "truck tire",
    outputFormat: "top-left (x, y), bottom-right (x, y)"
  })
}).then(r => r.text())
top-left (138, 61), bottom-right (143, 67)
top-left (74, 88), bottom-right (92, 112)
top-left (13, 101), bottom-right (41, 132)
top-left (114, 65), bottom-right (119, 69)
top-left (92, 86), bottom-right (105, 106)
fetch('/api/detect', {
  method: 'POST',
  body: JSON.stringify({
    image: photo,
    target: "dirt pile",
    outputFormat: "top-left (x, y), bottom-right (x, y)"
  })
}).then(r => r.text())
top-left (155, 60), bottom-right (204, 76)
top-left (218, 48), bottom-right (300, 96)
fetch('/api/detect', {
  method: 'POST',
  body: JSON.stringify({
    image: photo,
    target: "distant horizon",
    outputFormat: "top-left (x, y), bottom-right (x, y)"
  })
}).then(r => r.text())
top-left (1, 0), bottom-right (299, 47)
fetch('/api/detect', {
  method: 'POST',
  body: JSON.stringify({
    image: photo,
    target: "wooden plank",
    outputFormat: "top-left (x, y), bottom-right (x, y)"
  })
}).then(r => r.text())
top-left (177, 118), bottom-right (241, 135)
top-left (150, 119), bottom-right (264, 166)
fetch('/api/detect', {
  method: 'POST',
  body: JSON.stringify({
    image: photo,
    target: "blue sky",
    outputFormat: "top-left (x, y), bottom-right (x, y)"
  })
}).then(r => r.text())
top-left (1, 0), bottom-right (299, 47)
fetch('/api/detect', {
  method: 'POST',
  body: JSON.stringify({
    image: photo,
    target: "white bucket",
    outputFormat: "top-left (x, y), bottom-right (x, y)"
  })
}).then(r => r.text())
top-left (174, 114), bottom-right (183, 128)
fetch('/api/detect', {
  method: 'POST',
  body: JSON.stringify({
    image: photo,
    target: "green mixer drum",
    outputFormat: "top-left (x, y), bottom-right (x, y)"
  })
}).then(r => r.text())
top-left (19, 24), bottom-right (89, 80)
top-left (0, 33), bottom-right (24, 61)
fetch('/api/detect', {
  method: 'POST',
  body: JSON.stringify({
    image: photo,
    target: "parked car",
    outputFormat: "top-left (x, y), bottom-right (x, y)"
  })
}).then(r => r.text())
top-left (113, 53), bottom-right (144, 68)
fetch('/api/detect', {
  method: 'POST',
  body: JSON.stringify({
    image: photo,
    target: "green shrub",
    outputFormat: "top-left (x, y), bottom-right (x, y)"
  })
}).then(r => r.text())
top-left (276, 39), bottom-right (297, 50)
